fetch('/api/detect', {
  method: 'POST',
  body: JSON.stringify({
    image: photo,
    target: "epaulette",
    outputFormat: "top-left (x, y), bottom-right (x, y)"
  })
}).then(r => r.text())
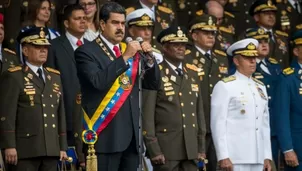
top-left (120, 42), bottom-right (127, 53)
top-left (8, 66), bottom-right (22, 72)
top-left (283, 67), bottom-right (294, 75)
top-left (158, 5), bottom-right (173, 14)
top-left (185, 49), bottom-right (191, 55)
top-left (159, 64), bottom-right (163, 70)
top-left (4, 48), bottom-right (16, 55)
top-left (224, 11), bottom-right (235, 18)
top-left (214, 49), bottom-right (227, 57)
top-left (219, 26), bottom-right (234, 34)
top-left (275, 0), bottom-right (282, 3)
top-left (268, 57), bottom-right (278, 64)
top-left (276, 30), bottom-right (288, 37)
top-left (46, 67), bottom-right (60, 75)
top-left (222, 75), bottom-right (236, 83)
top-left (125, 7), bottom-right (135, 15)
top-left (152, 47), bottom-right (161, 54)
top-left (252, 77), bottom-right (264, 86)
top-left (196, 10), bottom-right (203, 16)
top-left (186, 63), bottom-right (201, 72)
top-left (296, 24), bottom-right (302, 30)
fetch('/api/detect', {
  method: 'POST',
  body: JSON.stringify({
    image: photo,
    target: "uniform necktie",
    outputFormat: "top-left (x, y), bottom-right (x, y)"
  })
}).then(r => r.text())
top-left (175, 68), bottom-right (183, 76)
top-left (76, 39), bottom-right (83, 46)
top-left (205, 53), bottom-right (211, 60)
top-left (113, 45), bottom-right (121, 58)
top-left (37, 68), bottom-right (44, 83)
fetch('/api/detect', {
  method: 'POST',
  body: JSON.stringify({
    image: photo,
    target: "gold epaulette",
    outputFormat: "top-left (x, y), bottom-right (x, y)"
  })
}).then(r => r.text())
top-left (219, 26), bottom-right (234, 34)
top-left (185, 49), bottom-right (191, 55)
top-left (252, 77), bottom-right (264, 86)
top-left (4, 48), bottom-right (16, 55)
top-left (120, 42), bottom-right (127, 53)
top-left (224, 11), bottom-right (235, 18)
top-left (46, 67), bottom-right (60, 75)
top-left (196, 10), bottom-right (204, 16)
top-left (283, 67), bottom-right (294, 75)
top-left (276, 0), bottom-right (282, 3)
top-left (214, 49), bottom-right (227, 57)
top-left (159, 64), bottom-right (163, 70)
top-left (125, 7), bottom-right (135, 15)
top-left (276, 30), bottom-right (288, 37)
top-left (158, 5), bottom-right (173, 14)
top-left (222, 76), bottom-right (236, 83)
top-left (152, 47), bottom-right (161, 54)
top-left (186, 63), bottom-right (201, 72)
top-left (268, 57), bottom-right (278, 64)
top-left (8, 66), bottom-right (22, 72)
top-left (296, 24), bottom-right (302, 30)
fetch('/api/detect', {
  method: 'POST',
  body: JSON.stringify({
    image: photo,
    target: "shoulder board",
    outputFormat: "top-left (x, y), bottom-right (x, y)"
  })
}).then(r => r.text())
top-left (159, 64), bottom-right (163, 70)
top-left (219, 26), bottom-right (234, 34)
top-left (283, 67), bottom-right (294, 75)
top-left (185, 49), bottom-right (191, 55)
top-left (224, 11), bottom-right (235, 18)
top-left (276, 30), bottom-right (288, 37)
top-left (268, 57), bottom-right (278, 64)
top-left (158, 5), bottom-right (173, 14)
top-left (252, 77), bottom-right (264, 86)
top-left (214, 49), bottom-right (227, 57)
top-left (222, 75), bottom-right (236, 83)
top-left (276, 0), bottom-right (282, 3)
top-left (152, 47), bottom-right (161, 54)
top-left (8, 66), bottom-right (22, 72)
top-left (120, 42), bottom-right (127, 54)
top-left (46, 67), bottom-right (60, 75)
top-left (186, 63), bottom-right (201, 72)
top-left (296, 24), bottom-right (302, 30)
top-left (196, 10), bottom-right (204, 16)
top-left (4, 48), bottom-right (16, 55)
top-left (125, 7), bottom-right (135, 15)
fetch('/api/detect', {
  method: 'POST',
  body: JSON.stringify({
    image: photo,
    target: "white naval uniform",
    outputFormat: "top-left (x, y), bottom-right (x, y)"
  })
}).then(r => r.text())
top-left (210, 71), bottom-right (272, 170)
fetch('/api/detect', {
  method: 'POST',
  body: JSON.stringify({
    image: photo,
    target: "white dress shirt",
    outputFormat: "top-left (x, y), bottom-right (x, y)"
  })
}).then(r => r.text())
top-left (165, 59), bottom-right (182, 74)
top-left (289, 0), bottom-right (301, 13)
top-left (26, 61), bottom-right (45, 81)
top-left (195, 45), bottom-right (211, 57)
top-left (84, 29), bottom-right (99, 42)
top-left (211, 71), bottom-right (272, 164)
top-left (100, 34), bottom-right (120, 57)
top-left (65, 31), bottom-right (84, 51)
top-left (262, 27), bottom-right (275, 42)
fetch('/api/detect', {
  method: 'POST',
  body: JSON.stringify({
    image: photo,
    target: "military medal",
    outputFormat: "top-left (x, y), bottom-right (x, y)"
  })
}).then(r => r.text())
top-left (256, 86), bottom-right (268, 100)
top-left (162, 76), bottom-right (169, 83)
top-left (193, 59), bottom-right (198, 65)
top-left (164, 86), bottom-right (174, 91)
top-left (165, 91), bottom-right (175, 96)
top-left (179, 2), bottom-right (185, 9)
top-left (27, 73), bottom-right (33, 80)
top-left (240, 109), bottom-right (245, 114)
top-left (200, 58), bottom-right (205, 64)
top-left (170, 75), bottom-right (176, 82)
top-left (29, 95), bottom-right (34, 106)
top-left (166, 68), bottom-right (169, 75)
top-left (164, 82), bottom-right (172, 87)
top-left (119, 74), bottom-right (132, 90)
top-left (191, 84), bottom-right (199, 92)
top-left (47, 75), bottom-right (51, 80)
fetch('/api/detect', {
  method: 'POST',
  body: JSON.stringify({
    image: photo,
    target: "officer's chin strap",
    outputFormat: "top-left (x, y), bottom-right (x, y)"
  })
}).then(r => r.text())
top-left (86, 144), bottom-right (97, 171)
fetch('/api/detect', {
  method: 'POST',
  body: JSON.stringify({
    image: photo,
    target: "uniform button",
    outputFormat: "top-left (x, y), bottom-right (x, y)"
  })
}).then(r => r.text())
top-left (43, 104), bottom-right (46, 107)
top-left (280, 59), bottom-right (283, 62)
top-left (10, 38), bottom-right (14, 44)
top-left (194, 2), bottom-right (198, 5)
top-left (1, 117), bottom-right (5, 121)
top-left (182, 114), bottom-right (186, 117)
top-left (193, 124), bottom-right (195, 128)
top-left (50, 94), bottom-right (53, 98)
top-left (45, 124), bottom-right (48, 127)
top-left (246, 20), bottom-right (250, 23)
top-left (52, 124), bottom-right (56, 128)
top-left (244, 3), bottom-right (247, 6)
top-left (187, 2), bottom-right (190, 5)
top-left (183, 125), bottom-right (186, 128)
top-left (267, 85), bottom-right (270, 88)
top-left (218, 74), bottom-right (221, 78)
top-left (189, 92), bottom-right (192, 95)
top-left (192, 113), bottom-right (195, 116)
top-left (41, 94), bottom-right (44, 97)
top-left (181, 103), bottom-right (184, 107)
top-left (153, 36), bottom-right (156, 40)
top-left (51, 104), bottom-right (54, 108)
top-left (210, 94), bottom-right (212, 97)
top-left (74, 133), bottom-right (78, 137)
top-left (44, 114), bottom-right (47, 117)
top-left (179, 92), bottom-right (182, 96)
top-left (245, 11), bottom-right (249, 14)
top-left (256, 128), bottom-right (258, 131)
top-left (256, 117), bottom-right (259, 119)
top-left (210, 84), bottom-right (213, 87)
top-left (26, 134), bottom-right (30, 137)
top-left (256, 105), bottom-right (258, 107)
top-left (269, 96), bottom-right (271, 99)
top-left (209, 75), bottom-right (212, 78)
top-left (191, 102), bottom-right (194, 105)
top-left (52, 114), bottom-right (55, 118)
top-left (163, 129), bottom-right (167, 132)
top-left (130, 96), bottom-right (133, 99)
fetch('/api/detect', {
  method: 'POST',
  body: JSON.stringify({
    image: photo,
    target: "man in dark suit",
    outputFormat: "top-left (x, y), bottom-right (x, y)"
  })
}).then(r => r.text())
top-left (75, 2), bottom-right (160, 171)
top-left (45, 4), bottom-right (87, 166)
top-left (0, 26), bottom-right (68, 171)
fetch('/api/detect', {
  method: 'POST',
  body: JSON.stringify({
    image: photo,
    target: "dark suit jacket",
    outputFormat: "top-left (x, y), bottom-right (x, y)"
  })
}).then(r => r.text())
top-left (75, 36), bottom-right (160, 153)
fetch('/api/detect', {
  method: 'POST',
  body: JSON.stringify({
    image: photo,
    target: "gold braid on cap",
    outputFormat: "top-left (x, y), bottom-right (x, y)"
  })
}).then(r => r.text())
top-left (234, 43), bottom-right (258, 57)
top-left (160, 27), bottom-right (188, 43)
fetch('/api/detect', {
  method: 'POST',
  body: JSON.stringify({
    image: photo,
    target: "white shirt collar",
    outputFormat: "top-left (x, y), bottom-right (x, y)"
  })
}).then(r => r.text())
top-left (165, 59), bottom-right (182, 74)
top-left (65, 31), bottom-right (84, 51)
top-left (195, 45), bottom-right (211, 56)
top-left (235, 70), bottom-right (253, 82)
top-left (100, 34), bottom-right (120, 56)
top-left (25, 61), bottom-right (44, 77)
top-left (140, 0), bottom-right (155, 12)
top-left (261, 27), bottom-right (273, 33)
top-left (289, 0), bottom-right (301, 12)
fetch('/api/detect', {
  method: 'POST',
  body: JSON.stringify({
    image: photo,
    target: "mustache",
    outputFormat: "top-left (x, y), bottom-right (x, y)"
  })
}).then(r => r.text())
top-left (115, 30), bottom-right (124, 35)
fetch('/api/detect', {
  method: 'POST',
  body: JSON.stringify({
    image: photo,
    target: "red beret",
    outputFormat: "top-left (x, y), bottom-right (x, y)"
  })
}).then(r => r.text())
top-left (0, 13), bottom-right (3, 24)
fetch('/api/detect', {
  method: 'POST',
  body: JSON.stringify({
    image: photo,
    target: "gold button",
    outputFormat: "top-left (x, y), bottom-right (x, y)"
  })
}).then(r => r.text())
top-left (50, 94), bottom-right (53, 98)
top-left (45, 124), bottom-right (48, 127)
top-left (191, 102), bottom-right (194, 105)
top-left (182, 114), bottom-right (186, 117)
top-left (183, 125), bottom-right (186, 128)
top-left (43, 104), bottom-right (46, 107)
top-left (51, 104), bottom-right (54, 108)
top-left (181, 103), bottom-right (184, 107)
top-left (218, 74), bottom-right (221, 78)
top-left (280, 59), bottom-right (283, 62)
top-left (179, 92), bottom-right (182, 96)
top-left (26, 134), bottom-right (30, 137)
top-left (192, 113), bottom-right (195, 116)
top-left (52, 124), bottom-right (56, 128)
top-left (163, 129), bottom-right (167, 132)
top-left (44, 114), bottom-right (47, 117)
top-left (74, 133), bottom-right (78, 137)
top-left (143, 131), bottom-right (147, 135)
top-left (52, 114), bottom-right (55, 118)
top-left (267, 85), bottom-right (270, 88)
top-left (189, 92), bottom-right (192, 94)
top-left (193, 124), bottom-right (195, 128)
top-left (41, 94), bottom-right (44, 97)
top-left (210, 84), bottom-right (213, 87)
top-left (1, 117), bottom-right (6, 121)
top-left (10, 38), bottom-right (14, 43)
top-left (153, 36), bottom-right (156, 39)
top-left (209, 75), bottom-right (211, 78)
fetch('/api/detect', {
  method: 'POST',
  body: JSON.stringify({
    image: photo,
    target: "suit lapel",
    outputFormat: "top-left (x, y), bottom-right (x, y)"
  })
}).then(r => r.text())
top-left (61, 35), bottom-right (76, 64)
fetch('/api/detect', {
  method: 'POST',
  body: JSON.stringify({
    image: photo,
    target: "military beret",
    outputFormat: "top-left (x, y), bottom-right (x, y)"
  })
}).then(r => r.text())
top-left (227, 38), bottom-right (259, 57)
top-left (157, 26), bottom-right (188, 44)
top-left (249, 0), bottom-right (277, 16)
top-left (189, 14), bottom-right (217, 33)
top-left (291, 30), bottom-right (302, 47)
top-left (17, 26), bottom-right (51, 46)
top-left (126, 9), bottom-right (154, 27)
top-left (245, 28), bottom-right (269, 40)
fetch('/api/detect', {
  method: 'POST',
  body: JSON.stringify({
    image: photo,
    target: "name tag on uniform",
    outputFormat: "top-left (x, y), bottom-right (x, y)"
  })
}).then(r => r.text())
top-left (165, 91), bottom-right (175, 96)
top-left (191, 84), bottom-right (199, 92)
top-left (26, 91), bottom-right (36, 95)
top-left (164, 86), bottom-right (174, 91)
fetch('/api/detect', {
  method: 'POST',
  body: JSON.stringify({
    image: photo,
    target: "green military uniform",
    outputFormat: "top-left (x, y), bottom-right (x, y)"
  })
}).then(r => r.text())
top-left (143, 26), bottom-right (206, 171)
top-left (126, 1), bottom-right (175, 50)
top-left (0, 48), bottom-right (20, 74)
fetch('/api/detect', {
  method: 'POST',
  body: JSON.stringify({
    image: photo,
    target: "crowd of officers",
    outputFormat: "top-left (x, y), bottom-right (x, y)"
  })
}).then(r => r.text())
top-left (0, 0), bottom-right (302, 171)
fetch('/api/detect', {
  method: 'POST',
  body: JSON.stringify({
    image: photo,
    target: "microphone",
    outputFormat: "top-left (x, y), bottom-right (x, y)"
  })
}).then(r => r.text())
top-left (136, 37), bottom-right (155, 60)
top-left (125, 37), bottom-right (133, 43)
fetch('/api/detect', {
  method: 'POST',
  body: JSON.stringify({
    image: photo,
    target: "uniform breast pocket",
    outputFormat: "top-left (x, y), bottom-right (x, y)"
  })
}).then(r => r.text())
top-left (229, 96), bottom-right (247, 117)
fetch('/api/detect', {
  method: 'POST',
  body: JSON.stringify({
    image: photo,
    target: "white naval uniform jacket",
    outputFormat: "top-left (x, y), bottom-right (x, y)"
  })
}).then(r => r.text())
top-left (210, 71), bottom-right (272, 164)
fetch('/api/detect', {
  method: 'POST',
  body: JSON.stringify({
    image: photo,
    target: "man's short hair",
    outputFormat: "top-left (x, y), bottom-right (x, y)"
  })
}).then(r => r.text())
top-left (99, 2), bottom-right (126, 22)
top-left (63, 4), bottom-right (85, 21)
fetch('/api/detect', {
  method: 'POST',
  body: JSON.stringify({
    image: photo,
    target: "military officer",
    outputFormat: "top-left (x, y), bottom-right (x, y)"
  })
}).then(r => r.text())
top-left (0, 26), bottom-right (68, 171)
top-left (142, 26), bottom-right (206, 171)
top-left (0, 13), bottom-right (20, 74)
top-left (186, 14), bottom-right (229, 171)
top-left (126, 9), bottom-right (163, 64)
top-left (125, 0), bottom-right (175, 50)
top-left (211, 38), bottom-right (272, 171)
top-left (245, 27), bottom-right (281, 170)
top-left (274, 30), bottom-right (302, 171)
